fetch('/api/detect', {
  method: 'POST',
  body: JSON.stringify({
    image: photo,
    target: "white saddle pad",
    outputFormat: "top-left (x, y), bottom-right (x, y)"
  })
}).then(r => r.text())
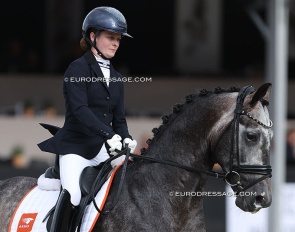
top-left (9, 165), bottom-right (121, 232)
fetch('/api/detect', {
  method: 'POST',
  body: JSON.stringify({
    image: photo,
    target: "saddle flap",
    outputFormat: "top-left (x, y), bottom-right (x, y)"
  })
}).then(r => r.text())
top-left (80, 167), bottom-right (101, 196)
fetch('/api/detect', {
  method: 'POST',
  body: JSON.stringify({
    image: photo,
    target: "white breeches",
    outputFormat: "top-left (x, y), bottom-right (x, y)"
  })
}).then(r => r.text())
top-left (59, 144), bottom-right (109, 206)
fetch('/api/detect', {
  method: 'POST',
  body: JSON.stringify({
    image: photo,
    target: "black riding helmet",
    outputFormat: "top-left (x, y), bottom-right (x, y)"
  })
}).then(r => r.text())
top-left (82, 6), bottom-right (132, 59)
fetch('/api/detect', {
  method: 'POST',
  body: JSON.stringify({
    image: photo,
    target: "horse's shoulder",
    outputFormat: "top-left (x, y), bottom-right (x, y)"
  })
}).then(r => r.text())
top-left (1, 176), bottom-right (36, 185)
top-left (0, 176), bottom-right (36, 230)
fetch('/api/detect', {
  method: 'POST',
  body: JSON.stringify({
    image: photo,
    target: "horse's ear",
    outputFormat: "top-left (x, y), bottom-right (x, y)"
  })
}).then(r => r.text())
top-left (250, 83), bottom-right (272, 106)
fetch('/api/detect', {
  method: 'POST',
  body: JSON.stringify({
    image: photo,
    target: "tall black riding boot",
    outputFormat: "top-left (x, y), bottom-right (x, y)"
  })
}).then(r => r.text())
top-left (50, 189), bottom-right (76, 232)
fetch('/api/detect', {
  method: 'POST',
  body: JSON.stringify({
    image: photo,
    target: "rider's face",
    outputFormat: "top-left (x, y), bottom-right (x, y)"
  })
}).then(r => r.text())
top-left (91, 31), bottom-right (121, 59)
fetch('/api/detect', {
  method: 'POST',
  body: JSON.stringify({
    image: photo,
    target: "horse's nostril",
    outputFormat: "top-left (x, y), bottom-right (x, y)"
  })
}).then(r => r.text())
top-left (255, 195), bottom-right (265, 205)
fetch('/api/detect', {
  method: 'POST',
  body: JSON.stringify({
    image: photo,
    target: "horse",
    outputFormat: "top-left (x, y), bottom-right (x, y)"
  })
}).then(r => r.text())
top-left (0, 83), bottom-right (273, 232)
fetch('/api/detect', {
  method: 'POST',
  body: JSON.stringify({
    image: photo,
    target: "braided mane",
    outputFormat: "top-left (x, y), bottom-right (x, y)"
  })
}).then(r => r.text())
top-left (140, 86), bottom-right (241, 155)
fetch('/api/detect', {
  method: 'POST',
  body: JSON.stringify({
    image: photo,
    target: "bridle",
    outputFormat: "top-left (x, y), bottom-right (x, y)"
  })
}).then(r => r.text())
top-left (224, 85), bottom-right (272, 193)
top-left (91, 86), bottom-right (273, 214)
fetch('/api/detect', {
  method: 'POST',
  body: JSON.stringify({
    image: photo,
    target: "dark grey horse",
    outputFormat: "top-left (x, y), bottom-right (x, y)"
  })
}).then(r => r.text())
top-left (0, 83), bottom-right (273, 232)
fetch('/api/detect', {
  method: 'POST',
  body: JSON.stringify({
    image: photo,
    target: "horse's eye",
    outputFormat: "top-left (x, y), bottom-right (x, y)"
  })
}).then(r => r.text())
top-left (246, 132), bottom-right (258, 141)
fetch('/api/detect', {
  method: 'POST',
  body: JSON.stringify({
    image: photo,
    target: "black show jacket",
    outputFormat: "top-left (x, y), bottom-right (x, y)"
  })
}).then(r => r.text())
top-left (38, 51), bottom-right (131, 159)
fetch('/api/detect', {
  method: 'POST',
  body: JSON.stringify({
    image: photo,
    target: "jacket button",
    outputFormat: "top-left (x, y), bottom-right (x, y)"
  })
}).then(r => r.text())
top-left (103, 113), bottom-right (107, 117)
top-left (106, 96), bottom-right (110, 100)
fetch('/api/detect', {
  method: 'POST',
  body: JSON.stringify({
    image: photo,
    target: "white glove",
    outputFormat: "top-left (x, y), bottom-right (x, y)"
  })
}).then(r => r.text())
top-left (107, 134), bottom-right (122, 155)
top-left (111, 138), bottom-right (137, 167)
top-left (123, 138), bottom-right (137, 153)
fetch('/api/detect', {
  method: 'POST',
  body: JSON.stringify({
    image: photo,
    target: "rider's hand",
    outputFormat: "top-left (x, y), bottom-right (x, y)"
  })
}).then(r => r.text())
top-left (110, 137), bottom-right (137, 167)
top-left (123, 138), bottom-right (137, 153)
top-left (107, 134), bottom-right (122, 155)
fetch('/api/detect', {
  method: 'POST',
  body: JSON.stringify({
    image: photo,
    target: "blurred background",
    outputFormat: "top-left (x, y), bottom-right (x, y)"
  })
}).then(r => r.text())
top-left (1, 0), bottom-right (295, 231)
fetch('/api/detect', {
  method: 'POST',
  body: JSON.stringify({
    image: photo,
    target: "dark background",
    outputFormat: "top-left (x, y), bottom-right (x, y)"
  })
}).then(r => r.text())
top-left (2, 0), bottom-right (293, 78)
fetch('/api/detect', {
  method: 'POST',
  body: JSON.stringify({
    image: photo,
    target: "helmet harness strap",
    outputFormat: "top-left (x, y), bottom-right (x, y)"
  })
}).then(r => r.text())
top-left (86, 31), bottom-right (110, 60)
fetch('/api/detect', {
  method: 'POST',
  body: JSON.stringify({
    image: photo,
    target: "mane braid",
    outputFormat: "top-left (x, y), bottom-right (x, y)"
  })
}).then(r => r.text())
top-left (140, 86), bottom-right (240, 155)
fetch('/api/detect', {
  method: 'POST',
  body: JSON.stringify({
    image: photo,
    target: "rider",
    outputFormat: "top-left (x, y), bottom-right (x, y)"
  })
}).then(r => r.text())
top-left (37, 6), bottom-right (137, 232)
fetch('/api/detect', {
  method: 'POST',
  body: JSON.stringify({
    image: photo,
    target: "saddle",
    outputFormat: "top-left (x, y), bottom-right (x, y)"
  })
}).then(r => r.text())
top-left (44, 160), bottom-right (109, 198)
top-left (40, 123), bottom-right (114, 231)
top-left (44, 160), bottom-right (113, 231)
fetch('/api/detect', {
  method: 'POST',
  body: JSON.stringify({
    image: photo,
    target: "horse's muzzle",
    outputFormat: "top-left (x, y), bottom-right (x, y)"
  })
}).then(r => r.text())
top-left (235, 180), bottom-right (272, 213)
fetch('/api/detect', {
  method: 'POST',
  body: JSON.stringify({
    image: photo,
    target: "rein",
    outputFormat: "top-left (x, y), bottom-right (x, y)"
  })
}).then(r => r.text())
top-left (92, 86), bottom-right (273, 214)
top-left (89, 148), bottom-right (226, 216)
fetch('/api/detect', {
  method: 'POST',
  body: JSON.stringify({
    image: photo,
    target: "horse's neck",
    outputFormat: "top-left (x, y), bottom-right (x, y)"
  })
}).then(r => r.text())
top-left (145, 98), bottom-right (222, 166)
top-left (126, 156), bottom-right (207, 230)
top-left (134, 93), bottom-right (237, 194)
top-left (129, 100), bottom-right (221, 215)
top-left (124, 124), bottom-right (211, 229)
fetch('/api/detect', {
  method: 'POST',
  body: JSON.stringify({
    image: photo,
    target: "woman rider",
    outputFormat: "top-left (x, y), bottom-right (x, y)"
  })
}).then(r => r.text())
top-left (38, 6), bottom-right (137, 232)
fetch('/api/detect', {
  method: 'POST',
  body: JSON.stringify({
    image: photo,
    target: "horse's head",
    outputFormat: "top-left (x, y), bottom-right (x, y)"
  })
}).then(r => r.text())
top-left (214, 83), bottom-right (273, 213)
